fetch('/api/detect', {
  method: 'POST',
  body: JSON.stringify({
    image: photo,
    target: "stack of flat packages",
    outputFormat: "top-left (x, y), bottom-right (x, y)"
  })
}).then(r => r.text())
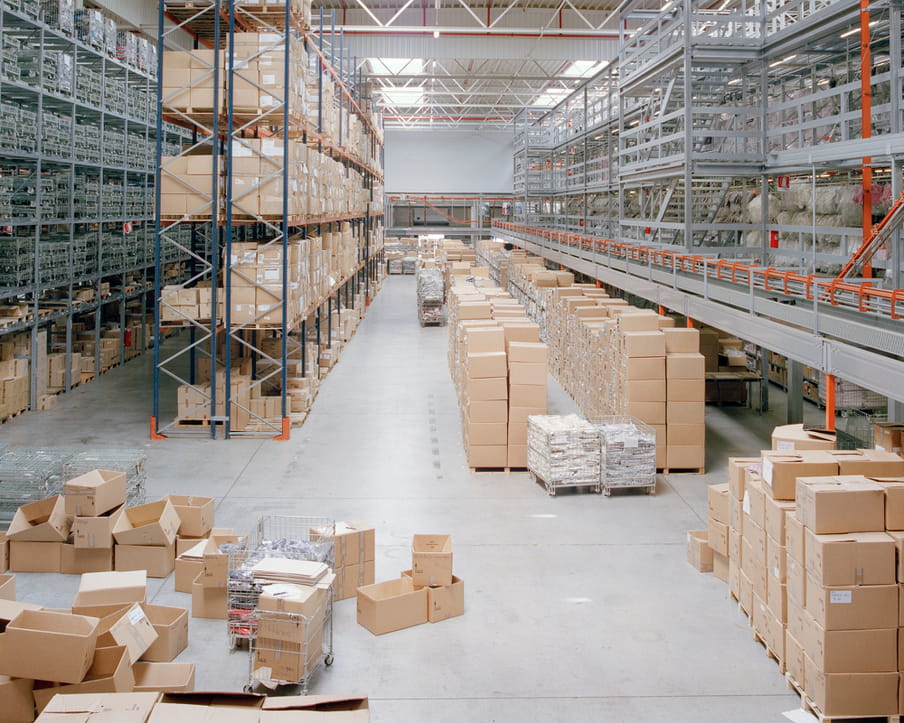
top-left (595, 416), bottom-right (656, 494)
top-left (416, 265), bottom-right (445, 325)
top-left (251, 558), bottom-right (329, 586)
top-left (527, 414), bottom-right (601, 494)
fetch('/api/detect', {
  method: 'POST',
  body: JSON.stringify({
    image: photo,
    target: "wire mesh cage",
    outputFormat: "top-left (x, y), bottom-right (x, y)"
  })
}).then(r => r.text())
top-left (526, 414), bottom-right (602, 495)
top-left (62, 448), bottom-right (148, 507)
top-left (0, 446), bottom-right (77, 524)
top-left (248, 593), bottom-right (333, 695)
top-left (227, 516), bottom-right (335, 649)
top-left (593, 415), bottom-right (657, 496)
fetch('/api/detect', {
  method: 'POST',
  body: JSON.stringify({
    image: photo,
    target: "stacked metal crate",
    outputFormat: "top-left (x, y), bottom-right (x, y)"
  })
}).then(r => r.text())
top-left (527, 414), bottom-right (602, 495)
top-left (594, 416), bottom-right (657, 495)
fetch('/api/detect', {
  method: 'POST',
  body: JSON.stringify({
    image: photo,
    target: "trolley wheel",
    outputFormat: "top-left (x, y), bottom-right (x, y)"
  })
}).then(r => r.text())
top-left (325, 654), bottom-right (334, 666)
top-left (243, 685), bottom-right (253, 694)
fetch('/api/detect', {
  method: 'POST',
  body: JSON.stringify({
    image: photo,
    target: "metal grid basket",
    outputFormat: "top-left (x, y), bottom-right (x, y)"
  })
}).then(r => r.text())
top-left (62, 448), bottom-right (148, 507)
top-left (0, 446), bottom-right (77, 524)
top-left (248, 593), bottom-right (334, 695)
top-left (227, 516), bottom-right (335, 649)
top-left (593, 415), bottom-right (657, 496)
top-left (527, 414), bottom-right (602, 495)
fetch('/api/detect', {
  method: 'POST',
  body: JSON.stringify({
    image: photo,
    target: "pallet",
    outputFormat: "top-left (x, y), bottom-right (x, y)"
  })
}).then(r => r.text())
top-left (603, 483), bottom-right (656, 496)
top-left (174, 418), bottom-right (214, 427)
top-left (528, 470), bottom-right (601, 496)
top-left (657, 467), bottom-right (705, 475)
top-left (751, 628), bottom-right (785, 675)
top-left (470, 466), bottom-right (528, 474)
top-left (0, 407), bottom-right (27, 424)
top-left (786, 672), bottom-right (901, 722)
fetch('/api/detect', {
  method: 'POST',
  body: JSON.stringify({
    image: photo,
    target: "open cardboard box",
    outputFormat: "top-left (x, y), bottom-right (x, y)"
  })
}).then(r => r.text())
top-left (32, 645), bottom-right (134, 714)
top-left (132, 662), bottom-right (195, 693)
top-left (165, 495), bottom-right (215, 538)
top-left (96, 603), bottom-right (158, 663)
top-left (64, 470), bottom-right (127, 517)
top-left (0, 574), bottom-right (14, 601)
top-left (411, 534), bottom-right (453, 588)
top-left (0, 609), bottom-right (100, 684)
top-left (73, 570), bottom-right (147, 614)
top-left (115, 542), bottom-right (176, 579)
top-left (36, 691), bottom-right (159, 721)
top-left (0, 675), bottom-right (35, 723)
top-left (140, 604), bottom-right (189, 663)
top-left (73, 508), bottom-right (124, 549)
top-left (356, 577), bottom-right (428, 635)
top-left (113, 500), bottom-right (181, 547)
top-left (6, 496), bottom-right (70, 543)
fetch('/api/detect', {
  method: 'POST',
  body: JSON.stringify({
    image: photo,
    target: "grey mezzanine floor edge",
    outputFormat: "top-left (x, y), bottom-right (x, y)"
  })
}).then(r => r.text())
top-left (5, 276), bottom-right (804, 722)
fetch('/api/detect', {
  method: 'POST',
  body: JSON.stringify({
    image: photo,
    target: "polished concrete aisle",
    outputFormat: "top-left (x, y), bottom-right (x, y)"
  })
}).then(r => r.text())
top-left (6, 277), bottom-right (801, 722)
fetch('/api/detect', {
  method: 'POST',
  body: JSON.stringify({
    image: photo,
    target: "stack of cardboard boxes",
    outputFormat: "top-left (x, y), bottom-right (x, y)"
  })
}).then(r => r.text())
top-left (357, 534), bottom-right (463, 635)
top-left (332, 521), bottom-right (376, 602)
top-left (694, 424), bottom-right (904, 717)
top-left (0, 570), bottom-right (193, 720)
top-left (446, 281), bottom-right (547, 469)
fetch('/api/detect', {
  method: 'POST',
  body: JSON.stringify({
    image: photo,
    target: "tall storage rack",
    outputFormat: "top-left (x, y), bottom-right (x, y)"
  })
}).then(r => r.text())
top-left (0, 1), bottom-right (186, 414)
top-left (497, 0), bottom-right (904, 413)
top-left (153, 1), bottom-right (385, 439)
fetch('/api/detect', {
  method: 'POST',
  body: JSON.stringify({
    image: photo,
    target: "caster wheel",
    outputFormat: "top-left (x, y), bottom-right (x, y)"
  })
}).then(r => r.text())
top-left (325, 654), bottom-right (334, 666)
top-left (243, 685), bottom-right (253, 693)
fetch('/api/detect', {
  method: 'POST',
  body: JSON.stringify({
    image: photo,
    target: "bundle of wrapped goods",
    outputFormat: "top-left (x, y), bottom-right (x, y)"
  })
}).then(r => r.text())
top-left (595, 417), bottom-right (657, 495)
top-left (526, 414), bottom-right (601, 494)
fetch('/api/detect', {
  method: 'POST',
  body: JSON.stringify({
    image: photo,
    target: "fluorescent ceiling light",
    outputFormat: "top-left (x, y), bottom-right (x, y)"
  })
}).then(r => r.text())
top-left (841, 20), bottom-right (879, 37)
top-left (769, 54), bottom-right (797, 68)
top-left (367, 58), bottom-right (424, 75)
top-left (562, 60), bottom-right (609, 78)
top-left (533, 88), bottom-right (570, 107)
top-left (380, 86), bottom-right (425, 106)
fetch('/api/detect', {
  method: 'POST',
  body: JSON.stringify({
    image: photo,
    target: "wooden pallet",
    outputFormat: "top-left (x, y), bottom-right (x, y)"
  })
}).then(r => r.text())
top-left (786, 672), bottom-right (901, 722)
top-left (657, 466), bottom-right (705, 475)
top-left (174, 418), bottom-right (214, 427)
top-left (0, 407), bottom-right (27, 424)
top-left (751, 628), bottom-right (785, 675)
top-left (471, 466), bottom-right (528, 474)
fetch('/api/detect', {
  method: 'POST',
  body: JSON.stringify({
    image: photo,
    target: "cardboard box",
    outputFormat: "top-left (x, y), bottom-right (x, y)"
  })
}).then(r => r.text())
top-left (197, 533), bottom-right (246, 588)
top-left (507, 342), bottom-right (547, 364)
top-left (830, 449), bottom-right (904, 477)
top-left (465, 376), bottom-right (508, 401)
top-left (627, 379), bottom-right (666, 403)
top-left (713, 551), bottom-right (729, 583)
top-left (0, 574), bottom-right (13, 601)
top-left (466, 444), bottom-right (508, 468)
top-left (667, 445), bottom-right (704, 469)
top-left (60, 545), bottom-right (114, 574)
top-left (37, 692), bottom-right (159, 720)
top-left (760, 450), bottom-right (839, 500)
top-left (115, 543), bottom-right (176, 578)
top-left (466, 352), bottom-right (507, 379)
top-left (772, 424), bottom-right (837, 451)
top-left (795, 476), bottom-right (886, 534)
top-left (9, 541), bottom-right (62, 573)
top-left (508, 363), bottom-right (547, 386)
top-left (64, 470), bottom-right (127, 517)
top-left (805, 579), bottom-right (898, 630)
top-left (764, 496), bottom-right (796, 545)
top-left (0, 609), bottom-right (99, 684)
top-left (253, 630), bottom-right (323, 683)
top-left (687, 530), bottom-right (713, 572)
top-left (0, 676), bottom-right (34, 723)
top-left (728, 457), bottom-right (760, 499)
top-left (7, 496), bottom-right (70, 542)
top-left (175, 552), bottom-right (204, 594)
top-left (804, 655), bottom-right (898, 718)
top-left (260, 694), bottom-right (370, 719)
top-left (466, 400), bottom-right (508, 424)
top-left (96, 603), bottom-right (158, 663)
top-left (800, 621), bottom-right (897, 673)
top-left (805, 530), bottom-right (896, 586)
top-left (191, 574), bottom-right (227, 619)
top-left (463, 422), bottom-right (507, 446)
top-left (877, 480), bottom-right (904, 530)
top-left (666, 379), bottom-right (705, 403)
top-left (622, 331), bottom-right (665, 357)
top-left (32, 645), bottom-right (134, 714)
top-left (0, 533), bottom-right (7, 573)
top-left (785, 630), bottom-right (805, 689)
top-left (508, 384), bottom-right (547, 408)
top-left (787, 557), bottom-right (806, 607)
top-left (464, 327), bottom-right (505, 353)
top-left (663, 327), bottom-right (700, 353)
top-left (165, 495), bottom-right (215, 538)
top-left (73, 571), bottom-right (147, 611)
top-left (73, 508), bottom-right (124, 549)
top-left (411, 534), bottom-right (453, 588)
top-left (743, 475), bottom-right (766, 528)
top-left (874, 423), bottom-right (904, 454)
top-left (336, 560), bottom-right (376, 601)
top-left (787, 512), bottom-right (805, 563)
top-left (707, 483), bottom-right (729, 523)
top-left (626, 402), bottom-right (665, 425)
top-left (132, 662), bottom-right (195, 693)
top-left (140, 604), bottom-right (189, 662)
top-left (112, 500), bottom-right (181, 547)
top-left (356, 577), bottom-right (428, 635)
top-left (708, 519), bottom-right (728, 556)
top-left (666, 353), bottom-right (705, 379)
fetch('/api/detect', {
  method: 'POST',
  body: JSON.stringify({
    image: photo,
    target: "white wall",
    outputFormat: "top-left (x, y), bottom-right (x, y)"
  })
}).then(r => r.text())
top-left (384, 129), bottom-right (513, 194)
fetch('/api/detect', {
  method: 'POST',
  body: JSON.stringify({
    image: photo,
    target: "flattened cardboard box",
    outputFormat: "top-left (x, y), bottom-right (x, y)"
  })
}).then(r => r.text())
top-left (64, 470), bottom-right (127, 517)
top-left (37, 691), bottom-right (159, 721)
top-left (260, 694), bottom-right (369, 721)
top-left (0, 609), bottom-right (100, 684)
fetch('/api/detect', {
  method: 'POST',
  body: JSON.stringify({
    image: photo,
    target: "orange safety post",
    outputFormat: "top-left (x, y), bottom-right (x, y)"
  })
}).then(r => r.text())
top-left (596, 280), bottom-right (602, 288)
top-left (686, 317), bottom-right (694, 328)
top-left (658, 305), bottom-right (665, 316)
top-left (275, 417), bottom-right (291, 441)
top-left (149, 417), bottom-right (166, 440)
top-left (824, 374), bottom-right (837, 431)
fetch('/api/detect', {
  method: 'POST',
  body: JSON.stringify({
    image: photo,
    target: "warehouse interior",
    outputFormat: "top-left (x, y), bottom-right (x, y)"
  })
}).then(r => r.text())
top-left (0, 0), bottom-right (903, 720)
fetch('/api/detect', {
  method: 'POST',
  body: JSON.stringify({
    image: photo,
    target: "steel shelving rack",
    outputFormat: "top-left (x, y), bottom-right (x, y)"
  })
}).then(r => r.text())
top-left (152, 2), bottom-right (385, 440)
top-left (0, 0), bottom-right (188, 414)
top-left (500, 0), bottom-right (904, 417)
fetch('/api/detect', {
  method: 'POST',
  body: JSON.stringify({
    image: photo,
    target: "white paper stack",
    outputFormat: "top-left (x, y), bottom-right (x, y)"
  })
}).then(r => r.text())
top-left (527, 414), bottom-right (601, 492)
top-left (250, 557), bottom-right (329, 586)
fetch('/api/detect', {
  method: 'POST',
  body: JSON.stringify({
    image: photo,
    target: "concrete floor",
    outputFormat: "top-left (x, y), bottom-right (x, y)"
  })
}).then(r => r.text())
top-left (4, 276), bottom-right (807, 722)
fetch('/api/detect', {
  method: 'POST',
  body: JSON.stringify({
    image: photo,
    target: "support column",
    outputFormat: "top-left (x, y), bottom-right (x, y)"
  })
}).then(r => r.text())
top-left (787, 360), bottom-right (804, 424)
top-left (759, 346), bottom-right (770, 413)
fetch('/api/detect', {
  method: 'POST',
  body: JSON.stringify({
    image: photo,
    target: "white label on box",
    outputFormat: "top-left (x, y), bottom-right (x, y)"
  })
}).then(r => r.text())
top-left (876, 444), bottom-right (886, 452)
top-left (262, 74), bottom-right (276, 85)
top-left (829, 590), bottom-right (852, 604)
top-left (776, 440), bottom-right (794, 451)
top-left (127, 606), bottom-right (147, 624)
top-left (742, 492), bottom-right (750, 515)
top-left (263, 269), bottom-right (280, 281)
top-left (773, 566), bottom-right (779, 579)
top-left (762, 457), bottom-right (774, 486)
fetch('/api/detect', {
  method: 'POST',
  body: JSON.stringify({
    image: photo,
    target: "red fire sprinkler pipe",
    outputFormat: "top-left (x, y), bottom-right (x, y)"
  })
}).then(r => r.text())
top-left (860, 0), bottom-right (873, 277)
